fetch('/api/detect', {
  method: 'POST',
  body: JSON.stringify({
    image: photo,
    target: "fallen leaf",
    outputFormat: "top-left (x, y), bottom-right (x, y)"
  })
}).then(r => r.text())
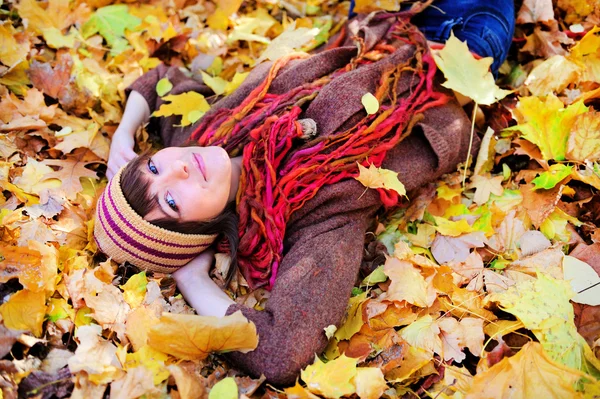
top-left (506, 94), bottom-right (588, 161)
top-left (567, 111), bottom-right (600, 162)
top-left (433, 32), bottom-right (511, 105)
top-left (209, 377), bottom-right (238, 399)
top-left (168, 364), bottom-right (206, 399)
top-left (67, 324), bottom-right (123, 384)
top-left (353, 0), bottom-right (401, 13)
top-left (532, 164), bottom-right (573, 189)
top-left (355, 367), bottom-right (387, 399)
top-left (257, 22), bottom-right (319, 63)
top-left (384, 258), bottom-right (436, 307)
top-left (81, 5), bottom-right (141, 55)
top-left (355, 163), bottom-right (406, 197)
top-left (563, 255), bottom-right (600, 305)
top-left (110, 366), bottom-right (161, 399)
top-left (431, 232), bottom-right (485, 264)
top-left (517, 0), bottom-right (556, 23)
top-left (361, 93), bottom-right (379, 115)
top-left (301, 354), bottom-right (357, 399)
top-left (120, 272), bottom-right (147, 309)
top-left (0, 289), bottom-right (46, 337)
top-left (465, 342), bottom-right (587, 399)
top-left (147, 311), bottom-right (258, 360)
top-left (153, 91), bottom-right (211, 127)
top-left (486, 272), bottom-right (600, 375)
top-left (334, 292), bottom-right (367, 340)
top-left (155, 77), bottom-right (172, 96)
top-left (400, 315), bottom-right (442, 356)
top-left (470, 174), bottom-right (504, 205)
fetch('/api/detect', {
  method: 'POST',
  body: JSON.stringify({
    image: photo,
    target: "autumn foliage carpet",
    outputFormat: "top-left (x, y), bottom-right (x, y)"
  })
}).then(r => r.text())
top-left (0, 0), bottom-right (600, 398)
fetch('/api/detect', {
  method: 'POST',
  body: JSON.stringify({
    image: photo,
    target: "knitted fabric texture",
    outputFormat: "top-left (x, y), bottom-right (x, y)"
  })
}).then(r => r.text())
top-left (94, 167), bottom-right (217, 274)
top-left (189, 13), bottom-right (446, 290)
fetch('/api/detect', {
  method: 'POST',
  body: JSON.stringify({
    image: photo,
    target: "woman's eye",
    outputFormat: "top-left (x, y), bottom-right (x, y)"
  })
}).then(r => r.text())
top-left (165, 192), bottom-right (178, 212)
top-left (147, 159), bottom-right (158, 174)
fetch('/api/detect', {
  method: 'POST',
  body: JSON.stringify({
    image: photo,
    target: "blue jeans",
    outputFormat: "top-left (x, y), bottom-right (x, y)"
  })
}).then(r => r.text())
top-left (349, 0), bottom-right (515, 76)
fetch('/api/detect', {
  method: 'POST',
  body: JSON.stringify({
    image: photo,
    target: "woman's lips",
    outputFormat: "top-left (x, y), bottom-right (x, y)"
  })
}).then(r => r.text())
top-left (192, 153), bottom-right (207, 180)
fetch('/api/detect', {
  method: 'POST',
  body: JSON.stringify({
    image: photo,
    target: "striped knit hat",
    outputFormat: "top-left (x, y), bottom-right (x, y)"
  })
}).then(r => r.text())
top-left (94, 166), bottom-right (218, 274)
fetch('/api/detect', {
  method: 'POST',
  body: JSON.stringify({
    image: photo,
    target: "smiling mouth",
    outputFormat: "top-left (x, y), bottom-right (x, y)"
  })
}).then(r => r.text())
top-left (192, 153), bottom-right (207, 180)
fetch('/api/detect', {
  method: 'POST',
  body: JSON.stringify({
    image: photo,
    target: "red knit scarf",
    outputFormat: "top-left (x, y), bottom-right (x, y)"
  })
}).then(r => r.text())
top-left (189, 14), bottom-right (447, 289)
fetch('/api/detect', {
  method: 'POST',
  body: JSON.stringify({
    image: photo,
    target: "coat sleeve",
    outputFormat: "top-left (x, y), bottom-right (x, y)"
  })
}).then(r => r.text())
top-left (223, 194), bottom-right (374, 386)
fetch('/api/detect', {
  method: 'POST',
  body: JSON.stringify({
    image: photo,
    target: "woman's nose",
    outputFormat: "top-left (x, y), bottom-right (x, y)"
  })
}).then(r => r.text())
top-left (170, 160), bottom-right (189, 179)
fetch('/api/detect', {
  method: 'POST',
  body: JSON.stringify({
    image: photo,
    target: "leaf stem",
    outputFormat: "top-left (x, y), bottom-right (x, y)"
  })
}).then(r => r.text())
top-left (462, 102), bottom-right (478, 188)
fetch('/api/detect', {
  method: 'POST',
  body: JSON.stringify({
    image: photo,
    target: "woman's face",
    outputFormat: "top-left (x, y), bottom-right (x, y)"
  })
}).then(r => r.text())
top-left (140, 146), bottom-right (232, 223)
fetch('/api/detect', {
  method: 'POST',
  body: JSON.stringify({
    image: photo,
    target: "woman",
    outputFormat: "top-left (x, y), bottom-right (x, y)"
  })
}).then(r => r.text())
top-left (95, 7), bottom-right (513, 385)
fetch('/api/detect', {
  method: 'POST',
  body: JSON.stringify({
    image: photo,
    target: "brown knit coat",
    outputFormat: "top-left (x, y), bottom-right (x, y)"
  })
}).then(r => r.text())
top-left (126, 15), bottom-right (472, 386)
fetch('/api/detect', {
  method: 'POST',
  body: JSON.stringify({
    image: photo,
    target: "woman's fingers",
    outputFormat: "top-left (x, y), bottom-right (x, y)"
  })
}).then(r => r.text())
top-left (106, 132), bottom-right (137, 179)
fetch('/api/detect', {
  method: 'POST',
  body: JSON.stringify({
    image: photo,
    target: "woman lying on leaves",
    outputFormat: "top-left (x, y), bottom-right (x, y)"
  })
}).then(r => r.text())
top-left (94, 3), bottom-right (514, 386)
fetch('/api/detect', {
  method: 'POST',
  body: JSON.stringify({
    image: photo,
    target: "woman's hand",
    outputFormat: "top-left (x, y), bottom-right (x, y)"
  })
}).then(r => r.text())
top-left (107, 128), bottom-right (137, 179)
top-left (106, 90), bottom-right (151, 180)
top-left (172, 250), bottom-right (235, 317)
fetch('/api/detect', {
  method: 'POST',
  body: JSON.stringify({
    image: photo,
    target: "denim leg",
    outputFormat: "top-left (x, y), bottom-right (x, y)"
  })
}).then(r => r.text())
top-left (349, 0), bottom-right (515, 75)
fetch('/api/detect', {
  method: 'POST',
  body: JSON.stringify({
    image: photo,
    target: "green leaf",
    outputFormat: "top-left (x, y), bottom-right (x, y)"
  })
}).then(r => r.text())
top-left (505, 95), bottom-right (588, 161)
top-left (433, 32), bottom-right (511, 105)
top-left (361, 265), bottom-right (388, 286)
top-left (208, 377), bottom-right (238, 399)
top-left (156, 77), bottom-right (173, 96)
top-left (486, 273), bottom-right (600, 377)
top-left (81, 5), bottom-right (141, 55)
top-left (532, 164), bottom-right (573, 189)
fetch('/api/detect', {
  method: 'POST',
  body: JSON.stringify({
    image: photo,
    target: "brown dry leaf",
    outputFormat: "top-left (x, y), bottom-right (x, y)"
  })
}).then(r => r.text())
top-left (167, 364), bottom-right (206, 399)
top-left (465, 342), bottom-right (587, 399)
top-left (0, 324), bottom-right (22, 358)
top-left (517, 0), bottom-right (555, 23)
top-left (525, 55), bottom-right (581, 96)
top-left (42, 158), bottom-right (98, 200)
top-left (574, 303), bottom-right (600, 346)
top-left (147, 311), bottom-right (258, 360)
top-left (521, 24), bottom-right (574, 58)
top-left (520, 182), bottom-right (563, 228)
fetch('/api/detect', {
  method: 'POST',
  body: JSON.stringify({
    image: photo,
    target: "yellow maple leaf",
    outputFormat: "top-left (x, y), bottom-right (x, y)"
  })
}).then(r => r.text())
top-left (153, 92), bottom-right (211, 127)
top-left (120, 272), bottom-right (147, 309)
top-left (147, 311), bottom-right (258, 360)
top-left (355, 163), bottom-right (406, 196)
top-left (0, 289), bottom-right (46, 337)
top-left (569, 25), bottom-right (600, 83)
top-left (433, 32), bottom-right (511, 106)
top-left (384, 258), bottom-right (436, 307)
top-left (465, 342), bottom-right (588, 399)
top-left (355, 367), bottom-right (387, 399)
top-left (301, 354), bottom-right (357, 398)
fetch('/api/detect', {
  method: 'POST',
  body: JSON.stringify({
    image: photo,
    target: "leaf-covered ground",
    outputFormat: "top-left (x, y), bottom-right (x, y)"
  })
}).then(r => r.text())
top-left (1, 0), bottom-right (600, 398)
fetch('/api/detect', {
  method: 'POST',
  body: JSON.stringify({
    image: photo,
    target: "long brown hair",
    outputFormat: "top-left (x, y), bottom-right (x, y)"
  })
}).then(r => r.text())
top-left (120, 151), bottom-right (239, 282)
